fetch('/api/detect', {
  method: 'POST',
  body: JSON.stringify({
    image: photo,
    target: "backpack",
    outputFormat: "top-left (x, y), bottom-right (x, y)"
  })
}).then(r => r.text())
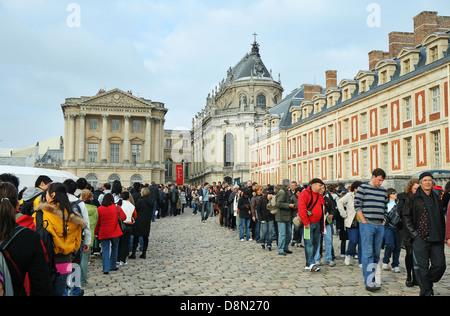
top-left (19, 191), bottom-right (44, 216)
top-left (266, 195), bottom-right (278, 215)
top-left (34, 210), bottom-right (57, 278)
top-left (0, 226), bottom-right (27, 296)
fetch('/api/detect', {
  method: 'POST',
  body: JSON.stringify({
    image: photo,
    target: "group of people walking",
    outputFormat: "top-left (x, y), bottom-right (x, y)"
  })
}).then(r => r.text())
top-left (200, 168), bottom-right (450, 296)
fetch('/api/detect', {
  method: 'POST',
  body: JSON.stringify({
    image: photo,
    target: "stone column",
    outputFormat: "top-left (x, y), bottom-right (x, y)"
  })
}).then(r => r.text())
top-left (154, 118), bottom-right (161, 163)
top-left (78, 114), bottom-right (86, 162)
top-left (101, 114), bottom-right (108, 163)
top-left (63, 114), bottom-right (69, 162)
top-left (123, 115), bottom-right (130, 163)
top-left (145, 116), bottom-right (152, 164)
top-left (68, 114), bottom-right (76, 162)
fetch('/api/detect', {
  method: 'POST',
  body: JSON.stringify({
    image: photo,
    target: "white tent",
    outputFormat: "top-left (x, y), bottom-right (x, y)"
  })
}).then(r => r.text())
top-left (0, 166), bottom-right (78, 189)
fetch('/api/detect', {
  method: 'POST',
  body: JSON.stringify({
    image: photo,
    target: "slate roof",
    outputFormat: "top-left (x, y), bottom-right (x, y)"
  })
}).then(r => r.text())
top-left (230, 41), bottom-right (271, 81)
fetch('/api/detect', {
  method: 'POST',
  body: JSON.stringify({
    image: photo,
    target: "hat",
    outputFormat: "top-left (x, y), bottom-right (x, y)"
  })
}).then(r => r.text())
top-left (419, 172), bottom-right (434, 182)
top-left (310, 178), bottom-right (325, 186)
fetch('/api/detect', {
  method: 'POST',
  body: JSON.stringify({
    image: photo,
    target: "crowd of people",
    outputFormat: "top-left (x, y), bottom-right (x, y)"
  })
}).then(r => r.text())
top-left (193, 169), bottom-right (450, 296)
top-left (0, 172), bottom-right (190, 296)
top-left (1, 167), bottom-right (450, 296)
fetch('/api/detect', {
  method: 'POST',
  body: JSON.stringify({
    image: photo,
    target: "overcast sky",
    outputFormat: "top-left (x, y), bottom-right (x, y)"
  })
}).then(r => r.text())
top-left (0, 0), bottom-right (449, 149)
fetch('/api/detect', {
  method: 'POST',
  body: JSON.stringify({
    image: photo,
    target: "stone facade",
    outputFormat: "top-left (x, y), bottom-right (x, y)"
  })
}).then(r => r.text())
top-left (190, 38), bottom-right (283, 186)
top-left (61, 88), bottom-right (168, 187)
top-left (250, 11), bottom-right (450, 192)
top-left (164, 129), bottom-right (191, 184)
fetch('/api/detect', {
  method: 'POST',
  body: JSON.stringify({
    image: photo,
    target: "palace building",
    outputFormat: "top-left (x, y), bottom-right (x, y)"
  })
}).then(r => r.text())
top-left (61, 88), bottom-right (168, 187)
top-left (249, 11), bottom-right (450, 190)
top-left (190, 36), bottom-right (284, 185)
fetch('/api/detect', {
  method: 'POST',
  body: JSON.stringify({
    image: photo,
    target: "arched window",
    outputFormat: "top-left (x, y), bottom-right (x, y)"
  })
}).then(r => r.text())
top-left (239, 94), bottom-right (248, 107)
top-left (224, 133), bottom-right (234, 167)
top-left (108, 174), bottom-right (121, 185)
top-left (257, 94), bottom-right (266, 108)
top-left (86, 173), bottom-right (98, 188)
top-left (165, 159), bottom-right (173, 178)
top-left (130, 175), bottom-right (143, 186)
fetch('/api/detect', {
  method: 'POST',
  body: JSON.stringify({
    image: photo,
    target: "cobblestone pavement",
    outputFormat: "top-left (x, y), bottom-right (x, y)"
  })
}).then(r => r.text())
top-left (84, 208), bottom-right (450, 297)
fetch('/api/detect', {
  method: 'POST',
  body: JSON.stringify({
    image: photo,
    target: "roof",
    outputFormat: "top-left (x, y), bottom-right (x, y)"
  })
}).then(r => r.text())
top-left (229, 41), bottom-right (271, 81)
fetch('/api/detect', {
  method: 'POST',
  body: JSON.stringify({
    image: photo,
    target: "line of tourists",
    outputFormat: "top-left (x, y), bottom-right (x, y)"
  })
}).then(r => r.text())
top-left (197, 168), bottom-right (450, 296)
top-left (0, 172), bottom-right (187, 296)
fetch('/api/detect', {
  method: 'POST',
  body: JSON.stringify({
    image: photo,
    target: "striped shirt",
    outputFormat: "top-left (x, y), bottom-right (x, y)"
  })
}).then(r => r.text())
top-left (354, 182), bottom-right (388, 225)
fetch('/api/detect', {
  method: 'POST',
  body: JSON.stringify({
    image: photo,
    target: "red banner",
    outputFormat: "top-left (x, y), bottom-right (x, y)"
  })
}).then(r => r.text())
top-left (176, 165), bottom-right (184, 185)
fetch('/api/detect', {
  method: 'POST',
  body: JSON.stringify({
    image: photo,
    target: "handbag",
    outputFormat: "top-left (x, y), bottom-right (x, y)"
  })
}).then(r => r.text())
top-left (386, 204), bottom-right (402, 228)
top-left (116, 205), bottom-right (126, 233)
top-left (293, 214), bottom-right (303, 228)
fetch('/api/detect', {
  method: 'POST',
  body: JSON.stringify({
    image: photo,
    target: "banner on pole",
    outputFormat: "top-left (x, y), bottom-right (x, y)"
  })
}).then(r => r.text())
top-left (176, 165), bottom-right (184, 185)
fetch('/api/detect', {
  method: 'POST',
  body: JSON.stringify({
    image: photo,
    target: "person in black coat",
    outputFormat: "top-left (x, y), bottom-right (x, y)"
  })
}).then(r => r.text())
top-left (0, 181), bottom-right (51, 296)
top-left (129, 187), bottom-right (154, 260)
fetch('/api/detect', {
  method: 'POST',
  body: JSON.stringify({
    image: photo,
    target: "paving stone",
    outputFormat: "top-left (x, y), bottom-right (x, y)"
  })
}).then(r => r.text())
top-left (83, 210), bottom-right (450, 296)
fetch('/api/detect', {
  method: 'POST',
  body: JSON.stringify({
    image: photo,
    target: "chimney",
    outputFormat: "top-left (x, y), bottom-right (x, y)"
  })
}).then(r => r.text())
top-left (368, 50), bottom-right (390, 70)
top-left (389, 31), bottom-right (414, 58)
top-left (325, 70), bottom-right (337, 89)
top-left (414, 11), bottom-right (439, 46)
top-left (303, 84), bottom-right (323, 101)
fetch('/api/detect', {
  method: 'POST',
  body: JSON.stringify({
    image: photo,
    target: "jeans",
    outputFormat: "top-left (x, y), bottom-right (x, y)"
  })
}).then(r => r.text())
top-left (382, 225), bottom-right (400, 268)
top-left (346, 227), bottom-right (361, 263)
top-left (277, 221), bottom-right (292, 254)
top-left (192, 202), bottom-right (198, 215)
top-left (100, 238), bottom-right (119, 273)
top-left (359, 222), bottom-right (384, 287)
top-left (151, 201), bottom-right (157, 222)
top-left (315, 224), bottom-right (333, 263)
top-left (239, 218), bottom-right (251, 240)
top-left (260, 220), bottom-right (274, 248)
top-left (51, 272), bottom-right (71, 296)
top-left (304, 222), bottom-right (321, 266)
top-left (201, 202), bottom-right (209, 221)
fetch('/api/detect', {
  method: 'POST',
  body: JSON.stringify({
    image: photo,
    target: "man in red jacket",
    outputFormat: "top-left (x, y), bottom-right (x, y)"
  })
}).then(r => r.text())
top-left (298, 178), bottom-right (325, 272)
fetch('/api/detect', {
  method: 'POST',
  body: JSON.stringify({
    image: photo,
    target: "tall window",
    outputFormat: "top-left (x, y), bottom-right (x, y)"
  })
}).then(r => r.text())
top-left (88, 143), bottom-right (98, 163)
top-left (89, 119), bottom-right (98, 130)
top-left (110, 144), bottom-right (120, 163)
top-left (224, 133), bottom-right (235, 167)
top-left (432, 86), bottom-right (440, 113)
top-left (165, 159), bottom-right (173, 178)
top-left (131, 144), bottom-right (142, 164)
top-left (403, 97), bottom-right (412, 121)
top-left (432, 131), bottom-right (441, 167)
top-left (132, 120), bottom-right (141, 132)
top-left (257, 94), bottom-right (266, 108)
top-left (111, 119), bottom-right (120, 131)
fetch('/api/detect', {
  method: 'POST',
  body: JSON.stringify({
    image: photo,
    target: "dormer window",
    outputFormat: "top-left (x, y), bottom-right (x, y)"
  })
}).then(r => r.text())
top-left (361, 80), bottom-right (367, 93)
top-left (403, 59), bottom-right (411, 74)
top-left (343, 89), bottom-right (349, 101)
top-left (380, 71), bottom-right (387, 84)
top-left (430, 46), bottom-right (438, 62)
top-left (422, 33), bottom-right (450, 65)
top-left (375, 60), bottom-right (397, 85)
top-left (398, 48), bottom-right (420, 76)
top-left (339, 80), bottom-right (357, 101)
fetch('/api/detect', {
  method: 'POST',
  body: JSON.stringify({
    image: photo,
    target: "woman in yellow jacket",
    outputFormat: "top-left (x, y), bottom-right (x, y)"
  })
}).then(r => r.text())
top-left (33, 182), bottom-right (86, 296)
